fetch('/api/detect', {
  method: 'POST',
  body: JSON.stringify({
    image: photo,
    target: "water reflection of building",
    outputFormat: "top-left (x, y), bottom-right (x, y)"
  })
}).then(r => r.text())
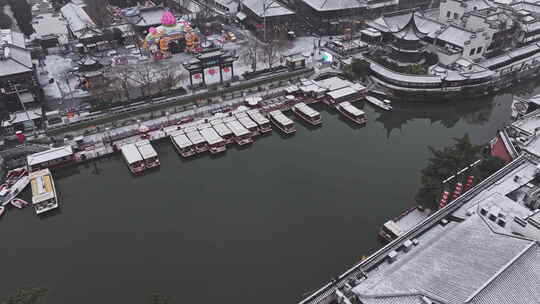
top-left (374, 96), bottom-right (495, 137)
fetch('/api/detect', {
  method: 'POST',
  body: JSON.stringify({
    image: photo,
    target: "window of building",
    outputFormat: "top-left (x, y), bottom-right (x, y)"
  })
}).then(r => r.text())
top-left (447, 11), bottom-right (451, 18)
top-left (454, 13), bottom-right (459, 19)
top-left (477, 46), bottom-right (483, 54)
top-left (470, 48), bottom-right (476, 56)
top-left (474, 6), bottom-right (477, 10)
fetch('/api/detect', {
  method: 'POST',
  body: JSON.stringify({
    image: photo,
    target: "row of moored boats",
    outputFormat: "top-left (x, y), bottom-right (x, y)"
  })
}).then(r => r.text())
top-left (120, 139), bottom-right (161, 174)
top-left (119, 97), bottom-right (380, 168)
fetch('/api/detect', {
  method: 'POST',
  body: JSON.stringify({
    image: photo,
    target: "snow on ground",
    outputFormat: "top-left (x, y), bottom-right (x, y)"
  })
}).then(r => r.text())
top-left (38, 55), bottom-right (89, 102)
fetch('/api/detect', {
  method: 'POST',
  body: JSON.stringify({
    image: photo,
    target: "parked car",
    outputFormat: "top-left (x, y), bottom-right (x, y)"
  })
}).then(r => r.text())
top-left (227, 32), bottom-right (237, 42)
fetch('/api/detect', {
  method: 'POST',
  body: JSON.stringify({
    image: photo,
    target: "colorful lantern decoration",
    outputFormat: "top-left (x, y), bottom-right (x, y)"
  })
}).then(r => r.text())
top-left (194, 73), bottom-right (201, 79)
top-left (15, 131), bottom-right (25, 144)
top-left (208, 68), bottom-right (216, 76)
top-left (142, 11), bottom-right (199, 53)
top-left (439, 190), bottom-right (449, 209)
top-left (223, 67), bottom-right (230, 73)
top-left (452, 183), bottom-right (463, 199)
top-left (465, 176), bottom-right (475, 190)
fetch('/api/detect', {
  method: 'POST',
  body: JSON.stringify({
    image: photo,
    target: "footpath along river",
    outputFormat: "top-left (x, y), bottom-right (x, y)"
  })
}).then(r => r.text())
top-left (0, 90), bottom-right (520, 303)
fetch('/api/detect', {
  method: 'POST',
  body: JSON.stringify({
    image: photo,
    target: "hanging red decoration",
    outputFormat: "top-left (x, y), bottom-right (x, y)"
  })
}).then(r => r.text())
top-left (194, 73), bottom-right (201, 79)
top-left (208, 68), bottom-right (216, 75)
top-left (15, 131), bottom-right (25, 144)
top-left (223, 67), bottom-right (230, 73)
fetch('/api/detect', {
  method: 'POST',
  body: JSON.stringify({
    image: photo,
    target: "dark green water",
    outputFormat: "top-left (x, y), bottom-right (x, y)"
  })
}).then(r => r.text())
top-left (0, 93), bottom-right (515, 303)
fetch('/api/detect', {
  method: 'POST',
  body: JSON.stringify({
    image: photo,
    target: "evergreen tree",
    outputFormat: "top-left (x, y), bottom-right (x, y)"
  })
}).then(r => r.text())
top-left (2, 288), bottom-right (48, 304)
top-left (415, 134), bottom-right (504, 208)
top-left (7, 0), bottom-right (34, 36)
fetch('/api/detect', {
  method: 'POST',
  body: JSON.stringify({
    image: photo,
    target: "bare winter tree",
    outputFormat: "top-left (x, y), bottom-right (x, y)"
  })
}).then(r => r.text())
top-left (261, 37), bottom-right (289, 69)
top-left (158, 66), bottom-right (185, 92)
top-left (113, 66), bottom-right (133, 101)
top-left (131, 64), bottom-right (157, 97)
top-left (240, 38), bottom-right (259, 72)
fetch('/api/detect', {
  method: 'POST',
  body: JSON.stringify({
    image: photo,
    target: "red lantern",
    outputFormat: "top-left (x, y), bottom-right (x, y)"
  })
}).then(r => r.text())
top-left (208, 68), bottom-right (216, 75)
top-left (15, 131), bottom-right (25, 144)
top-left (194, 73), bottom-right (201, 79)
top-left (223, 67), bottom-right (230, 73)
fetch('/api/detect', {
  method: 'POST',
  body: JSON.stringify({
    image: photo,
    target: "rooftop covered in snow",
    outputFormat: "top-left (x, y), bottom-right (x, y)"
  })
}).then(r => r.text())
top-left (241, 0), bottom-right (294, 17)
top-left (0, 30), bottom-right (33, 78)
top-left (300, 0), bottom-right (366, 11)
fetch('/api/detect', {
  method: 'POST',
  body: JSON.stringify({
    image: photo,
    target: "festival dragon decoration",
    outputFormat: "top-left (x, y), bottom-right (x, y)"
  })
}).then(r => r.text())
top-left (143, 11), bottom-right (199, 55)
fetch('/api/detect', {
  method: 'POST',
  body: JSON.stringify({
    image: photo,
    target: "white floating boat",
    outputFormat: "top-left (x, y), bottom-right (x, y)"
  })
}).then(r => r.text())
top-left (236, 113), bottom-right (260, 136)
top-left (135, 140), bottom-right (160, 169)
top-left (365, 96), bottom-right (392, 111)
top-left (337, 102), bottom-right (368, 125)
top-left (212, 123), bottom-right (235, 144)
top-left (120, 144), bottom-right (145, 174)
top-left (199, 127), bottom-right (227, 154)
top-left (268, 110), bottom-right (296, 134)
top-left (185, 130), bottom-right (209, 153)
top-left (292, 102), bottom-right (322, 126)
top-left (247, 110), bottom-right (272, 133)
top-left (171, 133), bottom-right (196, 158)
top-left (225, 120), bottom-right (253, 146)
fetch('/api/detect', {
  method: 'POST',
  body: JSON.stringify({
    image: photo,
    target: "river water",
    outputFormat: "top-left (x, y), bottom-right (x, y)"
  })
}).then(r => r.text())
top-left (0, 91), bottom-right (518, 302)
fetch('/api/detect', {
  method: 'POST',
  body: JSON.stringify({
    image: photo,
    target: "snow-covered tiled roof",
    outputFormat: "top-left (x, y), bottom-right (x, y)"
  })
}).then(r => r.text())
top-left (369, 11), bottom-right (444, 37)
top-left (60, 3), bottom-right (98, 37)
top-left (300, 0), bottom-right (366, 11)
top-left (242, 0), bottom-right (294, 17)
top-left (352, 214), bottom-right (535, 304)
top-left (436, 25), bottom-right (475, 47)
top-left (32, 13), bottom-right (69, 41)
top-left (0, 29), bottom-right (33, 77)
top-left (467, 243), bottom-right (540, 304)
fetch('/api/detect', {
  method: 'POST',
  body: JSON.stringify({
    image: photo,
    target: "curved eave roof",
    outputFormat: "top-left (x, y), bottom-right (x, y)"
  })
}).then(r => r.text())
top-left (391, 13), bottom-right (429, 40)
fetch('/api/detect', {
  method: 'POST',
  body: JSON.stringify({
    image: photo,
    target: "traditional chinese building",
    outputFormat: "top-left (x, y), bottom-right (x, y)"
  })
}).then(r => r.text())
top-left (0, 30), bottom-right (42, 114)
top-left (378, 11), bottom-right (430, 62)
top-left (240, 0), bottom-right (297, 41)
